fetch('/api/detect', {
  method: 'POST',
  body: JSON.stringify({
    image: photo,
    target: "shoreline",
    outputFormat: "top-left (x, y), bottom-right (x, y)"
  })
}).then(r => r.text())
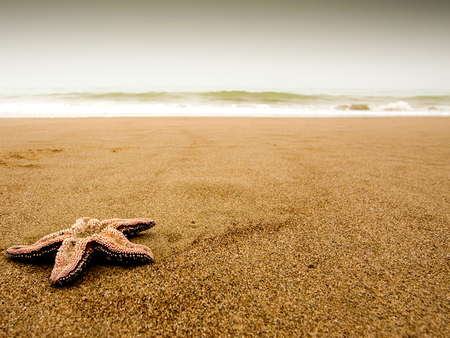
top-left (1, 109), bottom-right (449, 119)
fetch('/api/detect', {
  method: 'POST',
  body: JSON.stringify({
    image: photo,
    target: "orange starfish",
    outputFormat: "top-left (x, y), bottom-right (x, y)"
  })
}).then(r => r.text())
top-left (6, 217), bottom-right (155, 286)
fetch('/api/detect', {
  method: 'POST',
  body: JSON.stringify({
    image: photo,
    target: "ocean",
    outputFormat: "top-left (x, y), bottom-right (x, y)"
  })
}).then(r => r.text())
top-left (0, 88), bottom-right (449, 118)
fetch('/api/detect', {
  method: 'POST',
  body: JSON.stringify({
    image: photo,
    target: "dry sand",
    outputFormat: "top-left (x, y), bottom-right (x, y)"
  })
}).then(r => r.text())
top-left (1, 117), bottom-right (449, 337)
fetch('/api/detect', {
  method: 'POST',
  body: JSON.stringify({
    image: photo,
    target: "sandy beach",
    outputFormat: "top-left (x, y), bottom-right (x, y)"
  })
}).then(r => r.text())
top-left (1, 117), bottom-right (449, 337)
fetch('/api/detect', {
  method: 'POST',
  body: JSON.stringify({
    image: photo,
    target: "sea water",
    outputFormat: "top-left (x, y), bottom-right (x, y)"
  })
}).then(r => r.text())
top-left (0, 88), bottom-right (449, 118)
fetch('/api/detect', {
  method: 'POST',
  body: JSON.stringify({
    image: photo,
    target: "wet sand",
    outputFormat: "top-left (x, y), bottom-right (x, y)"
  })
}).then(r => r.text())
top-left (1, 117), bottom-right (449, 336)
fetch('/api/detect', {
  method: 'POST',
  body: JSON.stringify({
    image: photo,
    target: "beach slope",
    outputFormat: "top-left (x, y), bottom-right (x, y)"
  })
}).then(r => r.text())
top-left (1, 117), bottom-right (449, 336)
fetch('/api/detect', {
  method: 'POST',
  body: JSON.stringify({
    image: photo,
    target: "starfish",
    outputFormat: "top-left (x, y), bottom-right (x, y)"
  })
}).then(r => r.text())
top-left (6, 217), bottom-right (155, 286)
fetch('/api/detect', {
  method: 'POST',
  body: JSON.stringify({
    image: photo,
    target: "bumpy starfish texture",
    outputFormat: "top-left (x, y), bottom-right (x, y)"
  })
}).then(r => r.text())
top-left (6, 217), bottom-right (155, 286)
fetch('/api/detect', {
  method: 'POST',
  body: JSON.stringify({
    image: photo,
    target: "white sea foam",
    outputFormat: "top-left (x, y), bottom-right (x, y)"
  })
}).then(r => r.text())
top-left (378, 101), bottom-right (412, 111)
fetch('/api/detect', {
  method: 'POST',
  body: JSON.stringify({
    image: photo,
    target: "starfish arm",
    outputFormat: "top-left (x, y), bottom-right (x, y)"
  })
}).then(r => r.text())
top-left (107, 218), bottom-right (156, 237)
top-left (35, 229), bottom-right (69, 243)
top-left (93, 227), bottom-right (154, 263)
top-left (6, 230), bottom-right (69, 261)
top-left (50, 237), bottom-right (95, 286)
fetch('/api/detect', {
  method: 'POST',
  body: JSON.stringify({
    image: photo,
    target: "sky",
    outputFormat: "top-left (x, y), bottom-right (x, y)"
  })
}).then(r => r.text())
top-left (0, 0), bottom-right (449, 91)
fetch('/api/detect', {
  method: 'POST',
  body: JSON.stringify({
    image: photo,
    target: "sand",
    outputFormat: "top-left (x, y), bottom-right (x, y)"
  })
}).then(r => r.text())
top-left (1, 117), bottom-right (449, 337)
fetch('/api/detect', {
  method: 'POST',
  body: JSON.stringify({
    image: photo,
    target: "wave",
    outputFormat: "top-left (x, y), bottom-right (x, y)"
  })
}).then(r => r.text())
top-left (1, 89), bottom-right (449, 117)
top-left (378, 101), bottom-right (412, 111)
top-left (55, 91), bottom-right (185, 102)
top-left (198, 91), bottom-right (331, 104)
top-left (53, 90), bottom-right (333, 105)
top-left (402, 95), bottom-right (450, 105)
top-left (47, 91), bottom-right (450, 106)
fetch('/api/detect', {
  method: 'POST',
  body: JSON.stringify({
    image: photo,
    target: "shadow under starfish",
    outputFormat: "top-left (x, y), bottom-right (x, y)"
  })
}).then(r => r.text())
top-left (6, 217), bottom-right (156, 286)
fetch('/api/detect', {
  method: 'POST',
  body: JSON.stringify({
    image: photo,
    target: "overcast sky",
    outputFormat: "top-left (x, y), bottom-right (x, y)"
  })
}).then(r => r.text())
top-left (1, 0), bottom-right (449, 91)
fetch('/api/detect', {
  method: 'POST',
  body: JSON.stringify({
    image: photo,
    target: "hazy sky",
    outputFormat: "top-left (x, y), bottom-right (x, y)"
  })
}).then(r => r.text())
top-left (1, 0), bottom-right (449, 91)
